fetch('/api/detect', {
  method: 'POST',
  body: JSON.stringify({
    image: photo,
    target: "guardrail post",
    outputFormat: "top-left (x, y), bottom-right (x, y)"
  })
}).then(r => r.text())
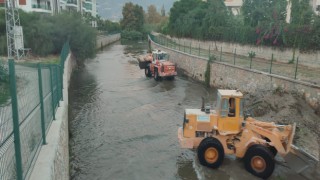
top-left (9, 59), bottom-right (23, 180)
top-left (60, 65), bottom-right (63, 101)
top-left (190, 42), bottom-right (192, 54)
top-left (49, 65), bottom-right (56, 120)
top-left (294, 57), bottom-right (299, 79)
top-left (179, 39), bottom-right (180, 51)
top-left (270, 53), bottom-right (274, 74)
top-left (198, 43), bottom-right (200, 56)
top-left (37, 64), bottom-right (47, 145)
top-left (220, 47), bottom-right (222, 61)
top-left (56, 65), bottom-right (60, 107)
top-left (233, 48), bottom-right (236, 65)
top-left (208, 45), bottom-right (211, 59)
top-left (184, 42), bottom-right (185, 52)
top-left (250, 57), bottom-right (253, 69)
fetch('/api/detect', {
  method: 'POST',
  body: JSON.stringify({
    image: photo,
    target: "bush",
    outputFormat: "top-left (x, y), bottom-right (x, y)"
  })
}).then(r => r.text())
top-left (0, 10), bottom-right (97, 63)
top-left (121, 30), bottom-right (144, 40)
top-left (204, 58), bottom-right (213, 87)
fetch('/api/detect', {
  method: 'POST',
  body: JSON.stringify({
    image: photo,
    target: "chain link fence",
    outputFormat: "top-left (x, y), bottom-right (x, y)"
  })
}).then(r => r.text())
top-left (149, 34), bottom-right (320, 85)
top-left (0, 42), bottom-right (69, 180)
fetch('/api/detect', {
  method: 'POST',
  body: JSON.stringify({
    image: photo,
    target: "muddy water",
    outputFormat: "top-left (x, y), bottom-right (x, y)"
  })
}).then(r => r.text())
top-left (69, 41), bottom-right (315, 180)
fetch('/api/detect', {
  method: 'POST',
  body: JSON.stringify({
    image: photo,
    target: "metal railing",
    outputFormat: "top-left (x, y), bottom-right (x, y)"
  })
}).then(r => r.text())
top-left (32, 4), bottom-right (52, 10)
top-left (0, 42), bottom-right (70, 180)
top-left (149, 34), bottom-right (320, 85)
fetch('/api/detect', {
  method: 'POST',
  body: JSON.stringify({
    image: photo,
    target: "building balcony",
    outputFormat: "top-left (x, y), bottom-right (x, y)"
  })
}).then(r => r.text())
top-left (32, 4), bottom-right (52, 13)
top-left (83, 2), bottom-right (92, 11)
top-left (224, 0), bottom-right (242, 7)
top-left (66, 0), bottom-right (78, 7)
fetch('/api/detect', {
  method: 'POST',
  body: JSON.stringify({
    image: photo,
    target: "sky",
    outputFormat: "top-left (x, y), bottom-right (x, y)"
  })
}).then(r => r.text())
top-left (97, 0), bottom-right (176, 21)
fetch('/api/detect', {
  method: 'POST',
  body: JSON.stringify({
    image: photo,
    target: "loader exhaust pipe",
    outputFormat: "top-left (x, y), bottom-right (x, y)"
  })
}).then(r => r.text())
top-left (201, 97), bottom-right (205, 112)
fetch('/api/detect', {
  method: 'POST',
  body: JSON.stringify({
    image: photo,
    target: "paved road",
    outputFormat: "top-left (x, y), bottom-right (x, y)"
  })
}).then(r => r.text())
top-left (69, 42), bottom-right (319, 180)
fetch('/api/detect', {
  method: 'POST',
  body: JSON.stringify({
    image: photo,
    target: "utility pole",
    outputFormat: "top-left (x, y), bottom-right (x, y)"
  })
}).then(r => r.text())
top-left (5, 0), bottom-right (25, 60)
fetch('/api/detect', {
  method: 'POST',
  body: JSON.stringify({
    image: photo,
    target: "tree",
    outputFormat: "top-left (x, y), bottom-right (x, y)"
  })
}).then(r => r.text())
top-left (17, 11), bottom-right (96, 63)
top-left (242, 0), bottom-right (288, 47)
top-left (0, 9), bottom-right (7, 55)
top-left (168, 0), bottom-right (202, 36)
top-left (146, 5), bottom-right (161, 24)
top-left (203, 0), bottom-right (231, 40)
top-left (242, 0), bottom-right (287, 27)
top-left (289, 0), bottom-right (314, 61)
top-left (161, 5), bottom-right (165, 17)
top-left (120, 2), bottom-right (144, 32)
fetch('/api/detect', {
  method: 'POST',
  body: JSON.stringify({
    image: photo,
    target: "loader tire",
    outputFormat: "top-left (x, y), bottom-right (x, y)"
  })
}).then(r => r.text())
top-left (145, 67), bottom-right (151, 77)
top-left (197, 138), bottom-right (224, 169)
top-left (167, 76), bottom-right (175, 80)
top-left (244, 145), bottom-right (275, 179)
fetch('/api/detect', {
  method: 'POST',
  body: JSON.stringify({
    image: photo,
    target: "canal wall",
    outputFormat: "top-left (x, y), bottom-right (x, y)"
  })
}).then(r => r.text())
top-left (161, 34), bottom-right (320, 68)
top-left (29, 54), bottom-right (76, 180)
top-left (150, 37), bottom-right (320, 111)
top-left (96, 34), bottom-right (121, 49)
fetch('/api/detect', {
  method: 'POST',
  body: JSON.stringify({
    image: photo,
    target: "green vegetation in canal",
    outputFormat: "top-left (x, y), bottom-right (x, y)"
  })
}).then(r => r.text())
top-left (205, 57), bottom-right (214, 87)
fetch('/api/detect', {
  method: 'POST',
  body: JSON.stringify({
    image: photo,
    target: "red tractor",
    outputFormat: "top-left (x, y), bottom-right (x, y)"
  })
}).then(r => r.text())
top-left (139, 50), bottom-right (177, 81)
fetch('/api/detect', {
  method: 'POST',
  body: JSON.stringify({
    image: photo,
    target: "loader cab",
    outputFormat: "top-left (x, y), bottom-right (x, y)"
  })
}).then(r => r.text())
top-left (152, 50), bottom-right (169, 64)
top-left (216, 90), bottom-right (244, 135)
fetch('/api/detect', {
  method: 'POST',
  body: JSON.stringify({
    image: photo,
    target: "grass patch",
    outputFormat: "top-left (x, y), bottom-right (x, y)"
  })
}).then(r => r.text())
top-left (0, 83), bottom-right (10, 105)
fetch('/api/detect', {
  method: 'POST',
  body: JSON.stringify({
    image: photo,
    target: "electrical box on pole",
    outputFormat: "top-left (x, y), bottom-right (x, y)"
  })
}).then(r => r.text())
top-left (5, 0), bottom-right (26, 60)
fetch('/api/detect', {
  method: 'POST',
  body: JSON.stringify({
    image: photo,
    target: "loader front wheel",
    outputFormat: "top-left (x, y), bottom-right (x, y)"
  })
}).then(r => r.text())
top-left (197, 138), bottom-right (224, 169)
top-left (244, 145), bottom-right (275, 179)
top-left (154, 69), bottom-right (160, 81)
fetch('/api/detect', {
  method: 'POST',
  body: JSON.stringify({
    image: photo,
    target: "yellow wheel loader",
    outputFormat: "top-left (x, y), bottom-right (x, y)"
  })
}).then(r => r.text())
top-left (178, 89), bottom-right (296, 179)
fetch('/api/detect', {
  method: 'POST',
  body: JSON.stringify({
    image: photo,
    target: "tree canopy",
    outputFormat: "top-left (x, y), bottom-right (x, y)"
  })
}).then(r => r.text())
top-left (0, 10), bottom-right (97, 62)
top-left (120, 2), bottom-right (144, 32)
top-left (163, 0), bottom-right (320, 51)
top-left (146, 5), bottom-right (161, 24)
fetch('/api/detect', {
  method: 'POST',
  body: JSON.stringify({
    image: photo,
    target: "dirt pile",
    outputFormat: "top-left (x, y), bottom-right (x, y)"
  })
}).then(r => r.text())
top-left (244, 89), bottom-right (320, 160)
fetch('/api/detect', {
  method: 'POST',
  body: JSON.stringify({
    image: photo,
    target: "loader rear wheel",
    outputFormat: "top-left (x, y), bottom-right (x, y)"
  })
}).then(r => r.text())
top-left (244, 145), bottom-right (275, 179)
top-left (197, 138), bottom-right (224, 169)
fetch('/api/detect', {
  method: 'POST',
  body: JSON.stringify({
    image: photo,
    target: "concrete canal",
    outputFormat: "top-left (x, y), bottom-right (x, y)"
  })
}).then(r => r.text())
top-left (69, 41), bottom-right (318, 180)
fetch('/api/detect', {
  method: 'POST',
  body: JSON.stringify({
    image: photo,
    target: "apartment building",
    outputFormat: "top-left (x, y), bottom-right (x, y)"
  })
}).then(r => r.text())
top-left (60, 0), bottom-right (97, 17)
top-left (14, 0), bottom-right (60, 14)
top-left (0, 0), bottom-right (97, 17)
top-left (224, 0), bottom-right (242, 15)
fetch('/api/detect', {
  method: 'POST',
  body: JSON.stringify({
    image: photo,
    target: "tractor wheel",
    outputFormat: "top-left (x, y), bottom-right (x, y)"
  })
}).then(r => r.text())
top-left (145, 67), bottom-right (151, 77)
top-left (154, 69), bottom-right (160, 81)
top-left (197, 138), bottom-right (224, 169)
top-left (244, 145), bottom-right (275, 179)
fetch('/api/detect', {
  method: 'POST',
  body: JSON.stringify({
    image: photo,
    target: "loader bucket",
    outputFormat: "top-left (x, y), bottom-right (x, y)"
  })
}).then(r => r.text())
top-left (285, 123), bottom-right (296, 153)
top-left (283, 145), bottom-right (319, 179)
